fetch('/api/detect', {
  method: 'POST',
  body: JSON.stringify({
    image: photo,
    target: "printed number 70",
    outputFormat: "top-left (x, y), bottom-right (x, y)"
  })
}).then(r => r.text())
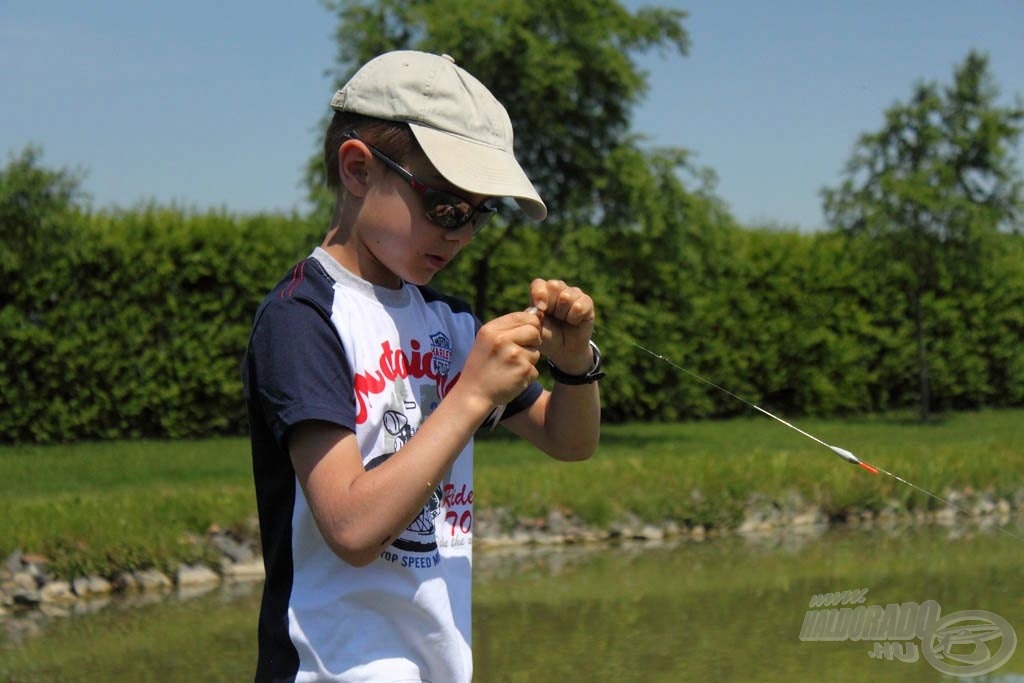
top-left (446, 510), bottom-right (472, 535)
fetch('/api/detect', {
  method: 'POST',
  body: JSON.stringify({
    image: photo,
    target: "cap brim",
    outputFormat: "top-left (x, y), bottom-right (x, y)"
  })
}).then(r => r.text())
top-left (409, 123), bottom-right (547, 222)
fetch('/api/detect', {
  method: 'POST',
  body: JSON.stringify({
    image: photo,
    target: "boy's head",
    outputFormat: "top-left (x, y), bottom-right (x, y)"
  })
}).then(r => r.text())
top-left (324, 51), bottom-right (546, 223)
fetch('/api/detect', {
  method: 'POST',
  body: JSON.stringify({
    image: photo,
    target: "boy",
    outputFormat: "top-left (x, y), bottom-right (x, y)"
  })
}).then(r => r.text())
top-left (242, 50), bottom-right (602, 682)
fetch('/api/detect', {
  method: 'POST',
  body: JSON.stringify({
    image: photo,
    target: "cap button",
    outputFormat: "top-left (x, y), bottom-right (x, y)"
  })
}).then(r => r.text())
top-left (441, 53), bottom-right (456, 64)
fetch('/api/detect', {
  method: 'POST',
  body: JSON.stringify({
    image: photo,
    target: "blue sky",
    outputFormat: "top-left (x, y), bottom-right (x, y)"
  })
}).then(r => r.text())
top-left (3, 1), bottom-right (1022, 231)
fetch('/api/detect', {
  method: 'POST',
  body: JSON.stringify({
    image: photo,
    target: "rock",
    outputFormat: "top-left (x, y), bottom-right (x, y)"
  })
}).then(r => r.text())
top-left (39, 581), bottom-right (76, 605)
top-left (73, 575), bottom-right (113, 597)
top-left (113, 571), bottom-right (139, 593)
top-left (609, 513), bottom-right (645, 539)
top-left (934, 507), bottom-right (958, 526)
top-left (176, 564), bottom-right (220, 588)
top-left (3, 549), bottom-right (23, 574)
top-left (210, 533), bottom-right (255, 564)
top-left (133, 569), bottom-right (172, 593)
top-left (12, 571), bottom-right (38, 591)
top-left (791, 508), bottom-right (826, 527)
top-left (740, 496), bottom-right (784, 533)
top-left (221, 559), bottom-right (265, 582)
top-left (545, 509), bottom-right (569, 535)
top-left (635, 525), bottom-right (664, 541)
top-left (973, 498), bottom-right (996, 516)
top-left (12, 590), bottom-right (41, 607)
top-left (510, 530), bottom-right (533, 545)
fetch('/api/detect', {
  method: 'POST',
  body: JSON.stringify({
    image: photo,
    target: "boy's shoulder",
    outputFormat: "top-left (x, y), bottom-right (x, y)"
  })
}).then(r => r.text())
top-left (270, 257), bottom-right (335, 304)
top-left (414, 284), bottom-right (475, 317)
top-left (254, 256), bottom-right (337, 325)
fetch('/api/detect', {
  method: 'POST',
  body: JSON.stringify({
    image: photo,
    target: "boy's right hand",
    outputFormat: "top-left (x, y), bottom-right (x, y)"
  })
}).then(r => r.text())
top-left (460, 310), bottom-right (544, 408)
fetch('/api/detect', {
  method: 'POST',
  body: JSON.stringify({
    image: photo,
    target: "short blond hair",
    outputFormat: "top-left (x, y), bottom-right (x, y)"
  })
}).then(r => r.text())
top-left (323, 112), bottom-right (417, 192)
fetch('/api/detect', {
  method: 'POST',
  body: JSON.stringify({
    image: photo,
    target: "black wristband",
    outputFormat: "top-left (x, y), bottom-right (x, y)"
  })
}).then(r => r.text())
top-left (548, 340), bottom-right (605, 385)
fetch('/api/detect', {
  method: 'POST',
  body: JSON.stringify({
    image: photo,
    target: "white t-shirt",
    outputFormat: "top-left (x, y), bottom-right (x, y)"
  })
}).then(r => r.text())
top-left (243, 248), bottom-right (540, 682)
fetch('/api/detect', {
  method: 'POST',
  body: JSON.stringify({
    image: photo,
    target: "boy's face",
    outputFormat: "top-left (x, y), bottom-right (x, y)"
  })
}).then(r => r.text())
top-left (354, 146), bottom-right (492, 288)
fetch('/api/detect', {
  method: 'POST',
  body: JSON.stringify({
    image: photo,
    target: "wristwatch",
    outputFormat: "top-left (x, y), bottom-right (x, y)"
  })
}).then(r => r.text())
top-left (548, 340), bottom-right (605, 385)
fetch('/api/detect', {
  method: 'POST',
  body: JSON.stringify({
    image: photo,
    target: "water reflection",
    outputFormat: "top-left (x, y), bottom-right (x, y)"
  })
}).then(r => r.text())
top-left (2, 523), bottom-right (1021, 682)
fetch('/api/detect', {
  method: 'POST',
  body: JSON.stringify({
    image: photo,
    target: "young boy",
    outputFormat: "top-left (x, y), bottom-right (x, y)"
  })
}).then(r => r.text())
top-left (242, 50), bottom-right (602, 682)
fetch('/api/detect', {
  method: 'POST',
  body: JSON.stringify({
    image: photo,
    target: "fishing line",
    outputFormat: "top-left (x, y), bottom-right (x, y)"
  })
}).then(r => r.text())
top-left (595, 323), bottom-right (1024, 543)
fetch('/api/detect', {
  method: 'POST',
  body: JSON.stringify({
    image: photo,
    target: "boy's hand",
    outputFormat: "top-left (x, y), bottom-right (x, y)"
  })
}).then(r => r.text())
top-left (529, 279), bottom-right (596, 375)
top-left (462, 311), bottom-right (544, 407)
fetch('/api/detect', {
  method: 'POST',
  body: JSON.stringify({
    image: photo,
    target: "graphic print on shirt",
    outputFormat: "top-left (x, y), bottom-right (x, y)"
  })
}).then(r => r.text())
top-left (365, 450), bottom-right (444, 554)
top-left (358, 331), bottom-right (473, 564)
top-left (429, 331), bottom-right (452, 375)
top-left (363, 367), bottom-right (443, 555)
top-left (353, 331), bottom-right (461, 426)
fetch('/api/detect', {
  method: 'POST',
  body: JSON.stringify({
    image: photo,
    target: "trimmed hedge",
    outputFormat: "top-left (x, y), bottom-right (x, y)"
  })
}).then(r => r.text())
top-left (2, 163), bottom-right (1023, 442)
top-left (2, 204), bottom-right (320, 442)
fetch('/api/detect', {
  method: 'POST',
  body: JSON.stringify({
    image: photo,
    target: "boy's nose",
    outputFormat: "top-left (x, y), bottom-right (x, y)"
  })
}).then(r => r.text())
top-left (443, 222), bottom-right (476, 243)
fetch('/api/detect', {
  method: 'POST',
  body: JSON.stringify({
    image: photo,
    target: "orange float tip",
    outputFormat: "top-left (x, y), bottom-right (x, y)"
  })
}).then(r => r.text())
top-left (858, 461), bottom-right (879, 475)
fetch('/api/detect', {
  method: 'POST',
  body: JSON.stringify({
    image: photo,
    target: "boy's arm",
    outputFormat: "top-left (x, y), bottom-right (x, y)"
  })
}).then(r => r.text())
top-left (502, 278), bottom-right (601, 461)
top-left (289, 393), bottom-right (485, 568)
top-left (289, 310), bottom-right (546, 567)
top-left (503, 382), bottom-right (600, 461)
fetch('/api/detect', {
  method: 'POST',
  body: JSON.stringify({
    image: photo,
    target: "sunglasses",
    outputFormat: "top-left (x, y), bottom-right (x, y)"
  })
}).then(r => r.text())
top-left (343, 131), bottom-right (497, 234)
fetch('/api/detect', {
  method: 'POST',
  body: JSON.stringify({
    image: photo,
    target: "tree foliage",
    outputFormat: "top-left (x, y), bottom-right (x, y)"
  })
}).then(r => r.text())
top-left (0, 147), bottom-right (84, 295)
top-left (310, 0), bottom-right (692, 315)
top-left (822, 51), bottom-right (1024, 420)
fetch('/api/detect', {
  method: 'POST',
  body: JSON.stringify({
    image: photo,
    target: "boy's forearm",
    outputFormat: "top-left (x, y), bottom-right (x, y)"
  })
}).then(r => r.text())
top-left (542, 382), bottom-right (601, 461)
top-left (328, 386), bottom-right (492, 564)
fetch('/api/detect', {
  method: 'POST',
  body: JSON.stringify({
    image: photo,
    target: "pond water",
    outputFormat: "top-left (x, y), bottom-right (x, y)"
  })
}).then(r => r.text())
top-left (2, 521), bottom-right (1022, 682)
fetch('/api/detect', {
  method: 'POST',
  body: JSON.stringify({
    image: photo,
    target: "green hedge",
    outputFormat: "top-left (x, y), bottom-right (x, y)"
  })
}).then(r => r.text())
top-left (2, 157), bottom-right (1023, 442)
top-left (1, 203), bottom-right (320, 442)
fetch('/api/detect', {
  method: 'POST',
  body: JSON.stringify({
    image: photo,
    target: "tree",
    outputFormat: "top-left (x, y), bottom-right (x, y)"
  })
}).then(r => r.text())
top-left (308, 0), bottom-right (691, 316)
top-left (0, 146), bottom-right (85, 306)
top-left (822, 51), bottom-right (1024, 420)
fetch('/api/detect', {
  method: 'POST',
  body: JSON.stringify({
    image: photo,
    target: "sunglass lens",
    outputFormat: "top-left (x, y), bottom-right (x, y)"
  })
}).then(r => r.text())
top-left (424, 191), bottom-right (474, 230)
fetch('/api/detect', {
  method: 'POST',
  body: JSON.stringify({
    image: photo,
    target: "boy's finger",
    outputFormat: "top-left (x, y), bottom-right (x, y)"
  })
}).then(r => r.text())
top-left (552, 288), bottom-right (588, 322)
top-left (530, 278), bottom-right (567, 312)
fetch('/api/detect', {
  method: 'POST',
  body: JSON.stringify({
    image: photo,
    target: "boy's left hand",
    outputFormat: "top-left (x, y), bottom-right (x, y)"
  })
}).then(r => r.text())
top-left (529, 279), bottom-right (596, 375)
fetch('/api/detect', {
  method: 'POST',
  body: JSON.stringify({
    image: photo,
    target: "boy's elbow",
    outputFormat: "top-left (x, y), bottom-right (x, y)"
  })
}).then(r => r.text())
top-left (337, 549), bottom-right (379, 568)
top-left (549, 438), bottom-right (599, 462)
top-left (323, 529), bottom-right (385, 568)
top-left (561, 447), bottom-right (597, 462)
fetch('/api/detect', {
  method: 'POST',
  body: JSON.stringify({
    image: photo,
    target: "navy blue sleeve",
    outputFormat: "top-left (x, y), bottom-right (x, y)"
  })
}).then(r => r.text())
top-left (248, 297), bottom-right (356, 447)
top-left (500, 381), bottom-right (544, 422)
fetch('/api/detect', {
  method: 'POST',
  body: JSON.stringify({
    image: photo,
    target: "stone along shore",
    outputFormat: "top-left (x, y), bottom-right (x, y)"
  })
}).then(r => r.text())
top-left (2, 487), bottom-right (1021, 635)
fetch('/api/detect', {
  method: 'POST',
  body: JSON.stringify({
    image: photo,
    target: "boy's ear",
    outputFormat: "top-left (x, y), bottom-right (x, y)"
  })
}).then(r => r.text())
top-left (338, 140), bottom-right (371, 197)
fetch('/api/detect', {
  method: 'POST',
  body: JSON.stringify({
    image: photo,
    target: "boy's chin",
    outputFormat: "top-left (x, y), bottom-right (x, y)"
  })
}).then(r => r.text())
top-left (403, 273), bottom-right (434, 287)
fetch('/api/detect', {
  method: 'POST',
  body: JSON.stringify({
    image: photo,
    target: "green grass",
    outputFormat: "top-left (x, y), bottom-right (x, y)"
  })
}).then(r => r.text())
top-left (2, 409), bottom-right (1022, 578)
top-left (0, 439), bottom-right (256, 577)
top-left (478, 408), bottom-right (1024, 527)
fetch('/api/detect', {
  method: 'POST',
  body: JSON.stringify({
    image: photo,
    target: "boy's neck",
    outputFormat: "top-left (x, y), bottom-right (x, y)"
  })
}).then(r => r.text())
top-left (320, 225), bottom-right (403, 290)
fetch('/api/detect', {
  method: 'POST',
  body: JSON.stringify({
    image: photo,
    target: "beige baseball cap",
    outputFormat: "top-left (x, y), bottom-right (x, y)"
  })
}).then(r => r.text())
top-left (330, 50), bottom-right (547, 222)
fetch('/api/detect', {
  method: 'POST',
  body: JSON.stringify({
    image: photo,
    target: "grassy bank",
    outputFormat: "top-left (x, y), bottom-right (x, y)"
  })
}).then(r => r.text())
top-left (1, 410), bottom-right (1022, 578)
